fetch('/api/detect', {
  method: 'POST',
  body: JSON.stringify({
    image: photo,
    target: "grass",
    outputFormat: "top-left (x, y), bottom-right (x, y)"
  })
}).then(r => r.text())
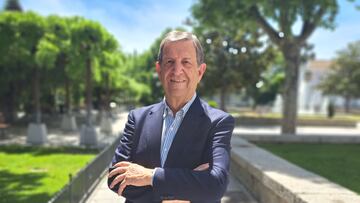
top-left (256, 143), bottom-right (360, 194)
top-left (0, 145), bottom-right (98, 203)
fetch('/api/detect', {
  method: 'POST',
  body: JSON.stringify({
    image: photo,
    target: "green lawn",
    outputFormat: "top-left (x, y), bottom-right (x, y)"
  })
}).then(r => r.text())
top-left (256, 143), bottom-right (360, 194)
top-left (0, 145), bottom-right (98, 203)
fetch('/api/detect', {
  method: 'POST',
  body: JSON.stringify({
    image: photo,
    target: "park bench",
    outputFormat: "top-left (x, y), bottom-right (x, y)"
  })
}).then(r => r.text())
top-left (0, 113), bottom-right (9, 139)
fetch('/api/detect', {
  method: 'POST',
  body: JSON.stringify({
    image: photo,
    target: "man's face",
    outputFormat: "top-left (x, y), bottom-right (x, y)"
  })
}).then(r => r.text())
top-left (156, 40), bottom-right (206, 101)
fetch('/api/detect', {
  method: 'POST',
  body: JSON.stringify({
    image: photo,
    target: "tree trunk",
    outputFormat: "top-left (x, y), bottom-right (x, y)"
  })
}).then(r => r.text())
top-left (34, 67), bottom-right (41, 124)
top-left (344, 95), bottom-right (351, 113)
top-left (85, 57), bottom-right (93, 126)
top-left (65, 75), bottom-right (71, 114)
top-left (1, 82), bottom-right (17, 123)
top-left (105, 74), bottom-right (111, 116)
top-left (281, 43), bottom-right (300, 135)
top-left (220, 86), bottom-right (227, 112)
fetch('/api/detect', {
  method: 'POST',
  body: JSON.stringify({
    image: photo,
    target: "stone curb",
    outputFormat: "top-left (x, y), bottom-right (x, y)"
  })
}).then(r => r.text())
top-left (234, 117), bottom-right (357, 128)
top-left (230, 136), bottom-right (360, 203)
top-left (237, 134), bottom-right (360, 144)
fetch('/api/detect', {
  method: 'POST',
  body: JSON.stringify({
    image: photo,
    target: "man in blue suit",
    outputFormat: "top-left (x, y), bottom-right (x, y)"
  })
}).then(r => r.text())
top-left (108, 30), bottom-right (234, 203)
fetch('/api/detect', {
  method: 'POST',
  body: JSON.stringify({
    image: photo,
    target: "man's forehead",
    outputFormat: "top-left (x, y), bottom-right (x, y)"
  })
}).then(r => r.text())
top-left (162, 40), bottom-right (196, 55)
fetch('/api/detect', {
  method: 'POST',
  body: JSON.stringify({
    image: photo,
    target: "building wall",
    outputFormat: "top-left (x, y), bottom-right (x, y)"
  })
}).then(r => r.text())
top-left (298, 60), bottom-right (360, 114)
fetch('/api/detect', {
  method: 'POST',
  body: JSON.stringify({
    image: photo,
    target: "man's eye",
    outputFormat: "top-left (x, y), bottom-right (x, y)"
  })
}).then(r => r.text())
top-left (166, 60), bottom-right (174, 64)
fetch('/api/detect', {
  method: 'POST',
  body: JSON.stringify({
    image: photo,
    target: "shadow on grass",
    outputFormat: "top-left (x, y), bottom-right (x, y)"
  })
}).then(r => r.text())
top-left (0, 145), bottom-right (98, 155)
top-left (0, 170), bottom-right (51, 203)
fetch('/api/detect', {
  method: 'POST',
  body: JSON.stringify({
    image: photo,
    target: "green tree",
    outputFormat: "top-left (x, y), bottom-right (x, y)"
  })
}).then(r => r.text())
top-left (0, 12), bottom-right (46, 123)
top-left (0, 11), bottom-right (25, 122)
top-left (318, 41), bottom-right (360, 113)
top-left (195, 27), bottom-right (276, 111)
top-left (70, 17), bottom-right (119, 126)
top-left (109, 52), bottom-right (151, 107)
top-left (43, 15), bottom-right (73, 114)
top-left (34, 29), bottom-right (59, 123)
top-left (192, 0), bottom-right (348, 134)
top-left (137, 52), bottom-right (162, 104)
top-left (95, 51), bottom-right (126, 114)
top-left (0, 12), bottom-right (129, 130)
top-left (247, 53), bottom-right (285, 108)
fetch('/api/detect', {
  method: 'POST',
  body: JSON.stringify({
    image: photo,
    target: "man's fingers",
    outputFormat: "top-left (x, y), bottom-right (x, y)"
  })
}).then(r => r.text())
top-left (108, 166), bottom-right (127, 178)
top-left (118, 178), bottom-right (129, 196)
top-left (110, 173), bottom-right (126, 189)
top-left (193, 163), bottom-right (209, 171)
top-left (114, 161), bottom-right (131, 168)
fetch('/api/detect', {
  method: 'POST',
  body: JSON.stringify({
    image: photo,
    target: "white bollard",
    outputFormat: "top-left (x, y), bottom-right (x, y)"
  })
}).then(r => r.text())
top-left (61, 114), bottom-right (78, 131)
top-left (100, 116), bottom-right (113, 135)
top-left (80, 124), bottom-right (98, 146)
top-left (27, 123), bottom-right (47, 145)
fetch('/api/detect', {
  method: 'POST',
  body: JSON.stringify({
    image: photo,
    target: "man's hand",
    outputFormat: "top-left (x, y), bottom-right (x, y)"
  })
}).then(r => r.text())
top-left (162, 163), bottom-right (210, 203)
top-left (193, 163), bottom-right (209, 171)
top-left (108, 161), bottom-right (153, 196)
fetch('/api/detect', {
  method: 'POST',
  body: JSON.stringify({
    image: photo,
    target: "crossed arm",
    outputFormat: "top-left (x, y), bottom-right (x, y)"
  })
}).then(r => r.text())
top-left (108, 111), bottom-right (234, 202)
top-left (109, 162), bottom-right (210, 203)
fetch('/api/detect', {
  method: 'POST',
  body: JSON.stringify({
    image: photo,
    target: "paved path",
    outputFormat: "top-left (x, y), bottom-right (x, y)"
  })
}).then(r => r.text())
top-left (234, 125), bottom-right (360, 136)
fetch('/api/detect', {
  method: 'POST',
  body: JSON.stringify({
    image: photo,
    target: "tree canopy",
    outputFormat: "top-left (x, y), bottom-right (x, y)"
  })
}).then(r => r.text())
top-left (192, 0), bottom-right (350, 134)
top-left (0, 11), bottom-right (145, 123)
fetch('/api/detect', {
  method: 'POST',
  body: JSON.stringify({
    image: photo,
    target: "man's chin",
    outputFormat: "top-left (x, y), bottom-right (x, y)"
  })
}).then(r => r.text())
top-left (166, 86), bottom-right (187, 92)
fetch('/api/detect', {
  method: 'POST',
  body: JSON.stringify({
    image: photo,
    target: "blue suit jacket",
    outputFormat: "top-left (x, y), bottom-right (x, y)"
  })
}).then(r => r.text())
top-left (108, 96), bottom-right (235, 203)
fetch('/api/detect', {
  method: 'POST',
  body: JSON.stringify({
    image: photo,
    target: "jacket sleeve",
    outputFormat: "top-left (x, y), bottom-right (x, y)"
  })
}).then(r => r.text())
top-left (152, 114), bottom-right (235, 201)
top-left (107, 111), bottom-right (154, 202)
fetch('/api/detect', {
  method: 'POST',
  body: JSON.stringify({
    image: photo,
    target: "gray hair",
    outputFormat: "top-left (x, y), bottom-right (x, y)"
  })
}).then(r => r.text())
top-left (157, 30), bottom-right (204, 66)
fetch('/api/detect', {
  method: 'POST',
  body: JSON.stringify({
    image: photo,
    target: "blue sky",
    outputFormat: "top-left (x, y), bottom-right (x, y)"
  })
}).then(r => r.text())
top-left (1, 0), bottom-right (360, 60)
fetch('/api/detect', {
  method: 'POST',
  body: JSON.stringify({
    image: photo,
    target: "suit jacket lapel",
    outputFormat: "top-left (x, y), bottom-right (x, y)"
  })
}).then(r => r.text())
top-left (145, 102), bottom-right (164, 167)
top-left (164, 96), bottom-right (204, 167)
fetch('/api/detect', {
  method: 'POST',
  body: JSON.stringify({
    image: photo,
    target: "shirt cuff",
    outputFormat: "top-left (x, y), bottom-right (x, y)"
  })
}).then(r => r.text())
top-left (152, 167), bottom-right (159, 186)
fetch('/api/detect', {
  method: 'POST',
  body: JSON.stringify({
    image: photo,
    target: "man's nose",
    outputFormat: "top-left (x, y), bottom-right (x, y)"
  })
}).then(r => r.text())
top-left (172, 62), bottom-right (184, 75)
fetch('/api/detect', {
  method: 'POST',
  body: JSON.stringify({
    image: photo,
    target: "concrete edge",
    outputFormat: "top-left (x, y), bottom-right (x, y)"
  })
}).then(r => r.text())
top-left (236, 133), bottom-right (360, 144)
top-left (230, 136), bottom-right (360, 203)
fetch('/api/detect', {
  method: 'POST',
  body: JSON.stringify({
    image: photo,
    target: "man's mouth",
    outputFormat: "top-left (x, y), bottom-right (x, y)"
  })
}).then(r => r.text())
top-left (170, 79), bottom-right (186, 83)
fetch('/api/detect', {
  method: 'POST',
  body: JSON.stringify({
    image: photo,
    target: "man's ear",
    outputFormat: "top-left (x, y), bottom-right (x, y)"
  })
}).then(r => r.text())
top-left (198, 63), bottom-right (207, 82)
top-left (155, 61), bottom-right (161, 74)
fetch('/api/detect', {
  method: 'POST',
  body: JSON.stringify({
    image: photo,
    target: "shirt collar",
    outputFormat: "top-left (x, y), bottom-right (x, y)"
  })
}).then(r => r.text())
top-left (163, 93), bottom-right (197, 118)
